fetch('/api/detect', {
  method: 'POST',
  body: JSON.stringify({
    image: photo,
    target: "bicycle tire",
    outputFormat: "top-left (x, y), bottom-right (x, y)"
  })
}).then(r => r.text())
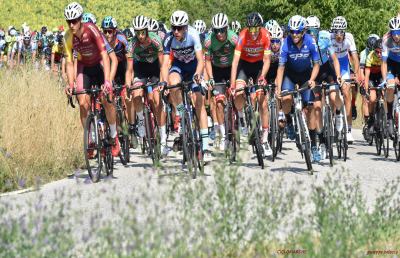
top-left (323, 106), bottom-right (334, 166)
top-left (193, 112), bottom-right (204, 175)
top-left (298, 111), bottom-right (313, 172)
top-left (182, 111), bottom-right (198, 178)
top-left (144, 107), bottom-right (155, 164)
top-left (270, 101), bottom-right (278, 161)
top-left (103, 122), bottom-right (114, 177)
top-left (117, 109), bottom-right (128, 165)
top-left (380, 106), bottom-right (389, 158)
top-left (253, 111), bottom-right (264, 169)
top-left (375, 109), bottom-right (383, 156)
top-left (83, 114), bottom-right (102, 183)
top-left (395, 134), bottom-right (400, 161)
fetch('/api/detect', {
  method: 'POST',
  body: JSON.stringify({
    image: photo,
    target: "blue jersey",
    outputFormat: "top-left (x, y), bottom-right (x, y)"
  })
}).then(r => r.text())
top-left (163, 26), bottom-right (202, 63)
top-left (317, 30), bottom-right (335, 65)
top-left (279, 33), bottom-right (320, 72)
top-left (112, 31), bottom-right (131, 62)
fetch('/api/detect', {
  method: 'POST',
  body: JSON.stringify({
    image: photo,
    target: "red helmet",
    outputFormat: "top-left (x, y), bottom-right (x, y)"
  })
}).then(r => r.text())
top-left (58, 25), bottom-right (64, 32)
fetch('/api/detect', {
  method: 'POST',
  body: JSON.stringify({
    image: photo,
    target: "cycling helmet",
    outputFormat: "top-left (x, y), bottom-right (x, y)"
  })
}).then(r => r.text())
top-left (306, 15), bottom-right (320, 29)
top-left (231, 20), bottom-right (241, 33)
top-left (102, 16), bottom-right (118, 29)
top-left (132, 15), bottom-right (149, 30)
top-left (331, 16), bottom-right (347, 30)
top-left (212, 13), bottom-right (228, 29)
top-left (122, 28), bottom-right (133, 39)
top-left (193, 20), bottom-right (206, 33)
top-left (270, 24), bottom-right (283, 39)
top-left (264, 19), bottom-right (279, 31)
top-left (64, 2), bottom-right (83, 21)
top-left (288, 15), bottom-right (306, 31)
top-left (374, 38), bottom-right (383, 50)
top-left (246, 12), bottom-right (263, 27)
top-left (148, 18), bottom-right (159, 32)
top-left (56, 34), bottom-right (63, 44)
top-left (47, 34), bottom-right (55, 44)
top-left (366, 34), bottom-right (380, 50)
top-left (9, 29), bottom-right (17, 36)
top-left (23, 31), bottom-right (31, 40)
top-left (41, 26), bottom-right (47, 34)
top-left (389, 16), bottom-right (400, 31)
top-left (170, 10), bottom-right (189, 26)
top-left (0, 30), bottom-right (4, 37)
top-left (45, 31), bottom-right (53, 37)
top-left (82, 13), bottom-right (97, 24)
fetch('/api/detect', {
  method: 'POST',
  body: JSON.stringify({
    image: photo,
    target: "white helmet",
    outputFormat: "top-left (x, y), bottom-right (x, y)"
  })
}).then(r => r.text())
top-left (170, 10), bottom-right (189, 26)
top-left (389, 16), bottom-right (400, 30)
top-left (148, 18), bottom-right (159, 32)
top-left (269, 24), bottom-right (283, 39)
top-left (212, 13), bottom-right (228, 29)
top-left (265, 19), bottom-right (279, 31)
top-left (0, 30), bottom-right (5, 37)
top-left (132, 15), bottom-right (149, 30)
top-left (306, 15), bottom-right (320, 29)
top-left (331, 16), bottom-right (347, 30)
top-left (288, 15), bottom-right (306, 31)
top-left (23, 31), bottom-right (31, 40)
top-left (64, 2), bottom-right (83, 21)
top-left (9, 29), bottom-right (17, 36)
top-left (231, 20), bottom-right (241, 33)
top-left (193, 20), bottom-right (206, 33)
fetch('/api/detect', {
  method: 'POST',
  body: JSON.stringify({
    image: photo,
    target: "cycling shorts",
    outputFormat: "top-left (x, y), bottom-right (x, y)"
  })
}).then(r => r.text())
top-left (236, 60), bottom-right (263, 94)
top-left (316, 61), bottom-right (336, 84)
top-left (282, 68), bottom-right (316, 105)
top-left (267, 62), bottom-right (278, 82)
top-left (387, 58), bottom-right (400, 80)
top-left (76, 62), bottom-right (104, 93)
top-left (134, 60), bottom-right (160, 93)
top-left (212, 65), bottom-right (230, 101)
top-left (338, 57), bottom-right (351, 80)
top-left (169, 59), bottom-right (202, 93)
top-left (114, 60), bottom-right (127, 85)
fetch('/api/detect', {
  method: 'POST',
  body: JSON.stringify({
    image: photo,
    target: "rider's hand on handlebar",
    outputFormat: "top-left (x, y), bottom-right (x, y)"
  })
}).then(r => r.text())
top-left (308, 80), bottom-right (316, 89)
top-left (102, 80), bottom-right (113, 94)
top-left (257, 76), bottom-right (267, 86)
top-left (337, 76), bottom-right (342, 85)
top-left (193, 73), bottom-right (201, 84)
top-left (208, 78), bottom-right (215, 87)
top-left (158, 81), bottom-right (167, 91)
top-left (64, 83), bottom-right (73, 96)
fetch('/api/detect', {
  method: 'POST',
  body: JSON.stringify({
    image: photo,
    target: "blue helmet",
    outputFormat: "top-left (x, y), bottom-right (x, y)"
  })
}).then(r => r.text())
top-left (101, 16), bottom-right (118, 29)
top-left (288, 15), bottom-right (305, 31)
top-left (82, 13), bottom-right (96, 24)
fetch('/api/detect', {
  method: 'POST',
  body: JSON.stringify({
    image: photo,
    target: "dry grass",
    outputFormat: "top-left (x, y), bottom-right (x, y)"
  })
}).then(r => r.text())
top-left (0, 68), bottom-right (83, 192)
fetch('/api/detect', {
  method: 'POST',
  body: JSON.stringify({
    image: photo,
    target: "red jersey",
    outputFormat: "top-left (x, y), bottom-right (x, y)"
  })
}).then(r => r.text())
top-left (64, 23), bottom-right (107, 66)
top-left (234, 27), bottom-right (271, 63)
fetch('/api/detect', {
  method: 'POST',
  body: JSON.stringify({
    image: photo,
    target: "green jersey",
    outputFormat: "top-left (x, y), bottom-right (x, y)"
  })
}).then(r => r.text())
top-left (204, 29), bottom-right (238, 67)
top-left (130, 32), bottom-right (163, 63)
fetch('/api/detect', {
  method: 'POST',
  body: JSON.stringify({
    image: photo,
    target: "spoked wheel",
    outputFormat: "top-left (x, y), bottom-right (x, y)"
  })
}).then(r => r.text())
top-left (277, 128), bottom-right (284, 153)
top-left (103, 122), bottom-right (114, 177)
top-left (144, 107), bottom-right (155, 164)
top-left (269, 104), bottom-right (278, 162)
top-left (324, 110), bottom-right (334, 167)
top-left (117, 110), bottom-right (129, 165)
top-left (254, 118), bottom-right (264, 169)
top-left (394, 134), bottom-right (400, 161)
top-left (299, 113), bottom-right (312, 173)
top-left (182, 112), bottom-right (199, 178)
top-left (380, 108), bottom-right (389, 158)
top-left (83, 114), bottom-right (102, 183)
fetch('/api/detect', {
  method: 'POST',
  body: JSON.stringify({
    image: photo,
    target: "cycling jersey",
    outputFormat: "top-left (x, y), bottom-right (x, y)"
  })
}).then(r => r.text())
top-left (279, 33), bottom-right (320, 72)
top-left (382, 32), bottom-right (400, 62)
top-left (235, 27), bottom-right (271, 63)
top-left (52, 43), bottom-right (64, 63)
top-left (130, 32), bottom-right (163, 63)
top-left (330, 32), bottom-right (357, 79)
top-left (316, 30), bottom-right (335, 65)
top-left (35, 32), bottom-right (49, 47)
top-left (163, 26), bottom-right (202, 63)
top-left (64, 23), bottom-right (107, 66)
top-left (111, 31), bottom-right (132, 62)
top-left (12, 39), bottom-right (37, 54)
top-left (365, 50), bottom-right (382, 74)
top-left (204, 29), bottom-right (238, 67)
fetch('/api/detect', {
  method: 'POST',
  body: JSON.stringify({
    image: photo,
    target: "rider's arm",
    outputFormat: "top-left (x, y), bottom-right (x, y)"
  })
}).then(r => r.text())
top-left (309, 37), bottom-right (320, 83)
top-left (161, 35), bottom-right (172, 83)
top-left (125, 55), bottom-right (133, 86)
top-left (230, 53), bottom-right (240, 88)
top-left (381, 40), bottom-right (389, 81)
top-left (260, 53), bottom-right (271, 79)
top-left (101, 50), bottom-right (111, 82)
top-left (350, 51), bottom-right (360, 79)
top-left (364, 67), bottom-right (371, 92)
top-left (205, 58), bottom-right (213, 80)
top-left (109, 51), bottom-right (118, 83)
top-left (193, 32), bottom-right (204, 78)
top-left (381, 61), bottom-right (388, 82)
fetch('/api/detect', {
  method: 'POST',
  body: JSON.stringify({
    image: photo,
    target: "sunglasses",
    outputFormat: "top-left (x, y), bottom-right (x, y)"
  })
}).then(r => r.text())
top-left (249, 26), bottom-right (260, 33)
top-left (391, 30), bottom-right (400, 36)
top-left (66, 18), bottom-right (80, 25)
top-left (271, 39), bottom-right (281, 44)
top-left (290, 29), bottom-right (303, 35)
top-left (333, 30), bottom-right (345, 35)
top-left (213, 28), bottom-right (227, 34)
top-left (103, 29), bottom-right (114, 35)
top-left (172, 26), bottom-right (185, 32)
top-left (135, 29), bottom-right (147, 36)
top-left (375, 49), bottom-right (382, 54)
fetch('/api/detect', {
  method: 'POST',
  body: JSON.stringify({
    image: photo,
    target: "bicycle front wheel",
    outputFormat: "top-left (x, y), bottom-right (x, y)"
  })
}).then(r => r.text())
top-left (298, 111), bottom-right (312, 173)
top-left (83, 114), bottom-right (102, 182)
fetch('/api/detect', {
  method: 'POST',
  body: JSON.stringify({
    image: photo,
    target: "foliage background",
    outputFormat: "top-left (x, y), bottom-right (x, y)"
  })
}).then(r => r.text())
top-left (1, 0), bottom-right (400, 48)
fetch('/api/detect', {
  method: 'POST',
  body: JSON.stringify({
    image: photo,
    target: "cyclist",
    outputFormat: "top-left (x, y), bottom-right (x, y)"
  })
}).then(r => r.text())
top-left (364, 38), bottom-right (384, 136)
top-left (63, 2), bottom-right (120, 157)
top-left (0, 30), bottom-right (5, 67)
top-left (330, 16), bottom-right (361, 144)
top-left (231, 20), bottom-right (241, 34)
top-left (204, 13), bottom-right (238, 151)
top-left (6, 27), bottom-right (18, 66)
top-left (276, 15), bottom-right (320, 158)
top-left (82, 12), bottom-right (97, 24)
top-left (160, 10), bottom-right (211, 159)
top-left (11, 31), bottom-right (37, 67)
top-left (51, 33), bottom-right (66, 79)
top-left (130, 15), bottom-right (168, 155)
top-left (381, 16), bottom-right (400, 137)
top-left (148, 18), bottom-right (166, 41)
top-left (230, 12), bottom-right (272, 157)
top-left (35, 26), bottom-right (50, 68)
top-left (193, 20), bottom-right (207, 44)
top-left (122, 28), bottom-right (134, 44)
top-left (306, 15), bottom-right (341, 161)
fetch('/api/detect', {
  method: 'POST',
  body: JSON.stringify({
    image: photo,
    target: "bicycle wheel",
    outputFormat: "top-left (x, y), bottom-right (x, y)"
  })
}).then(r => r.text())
top-left (253, 111), bottom-right (264, 169)
top-left (144, 107), bottom-right (155, 164)
top-left (224, 103), bottom-right (234, 162)
top-left (375, 110), bottom-right (383, 156)
top-left (182, 111), bottom-right (198, 178)
top-left (269, 102), bottom-right (278, 161)
top-left (103, 122), bottom-right (114, 177)
top-left (152, 117), bottom-right (161, 166)
top-left (298, 111), bottom-right (313, 172)
top-left (395, 134), bottom-right (400, 161)
top-left (193, 112), bottom-right (204, 175)
top-left (380, 106), bottom-right (389, 158)
top-left (83, 114), bottom-right (102, 182)
top-left (117, 109), bottom-right (129, 165)
top-left (325, 108), bottom-right (334, 167)
top-left (277, 127), bottom-right (284, 153)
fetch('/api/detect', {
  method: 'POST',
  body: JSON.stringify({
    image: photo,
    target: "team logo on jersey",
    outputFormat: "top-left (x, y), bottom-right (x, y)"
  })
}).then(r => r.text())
top-left (289, 52), bottom-right (310, 60)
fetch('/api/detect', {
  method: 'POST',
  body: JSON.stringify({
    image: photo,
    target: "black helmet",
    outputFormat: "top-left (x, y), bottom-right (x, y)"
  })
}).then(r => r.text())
top-left (246, 12), bottom-right (263, 27)
top-left (122, 28), bottom-right (133, 39)
top-left (374, 38), bottom-right (383, 50)
top-left (366, 34), bottom-right (379, 50)
top-left (41, 26), bottom-right (47, 34)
